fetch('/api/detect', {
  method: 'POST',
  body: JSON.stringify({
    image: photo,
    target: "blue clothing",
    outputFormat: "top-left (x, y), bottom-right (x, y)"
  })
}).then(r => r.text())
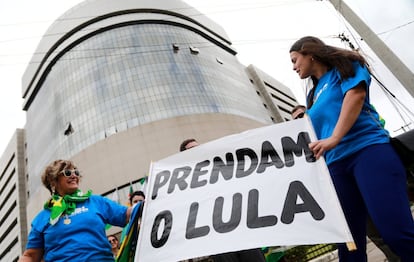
top-left (26, 195), bottom-right (128, 262)
top-left (307, 62), bottom-right (389, 165)
top-left (306, 61), bottom-right (414, 261)
top-left (329, 144), bottom-right (414, 261)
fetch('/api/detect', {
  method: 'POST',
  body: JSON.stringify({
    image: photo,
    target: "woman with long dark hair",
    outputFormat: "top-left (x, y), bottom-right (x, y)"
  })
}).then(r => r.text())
top-left (289, 36), bottom-right (414, 261)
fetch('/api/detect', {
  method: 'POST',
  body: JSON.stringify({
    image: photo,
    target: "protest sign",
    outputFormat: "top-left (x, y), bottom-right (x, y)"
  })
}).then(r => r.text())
top-left (136, 119), bottom-right (353, 262)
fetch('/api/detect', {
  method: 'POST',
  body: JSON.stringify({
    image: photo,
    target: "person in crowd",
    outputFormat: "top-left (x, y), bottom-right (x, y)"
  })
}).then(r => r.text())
top-left (19, 159), bottom-right (132, 262)
top-left (179, 138), bottom-right (199, 152)
top-left (289, 36), bottom-right (414, 261)
top-left (119, 190), bottom-right (146, 246)
top-left (290, 105), bottom-right (400, 261)
top-left (129, 190), bottom-right (146, 206)
top-left (291, 104), bottom-right (306, 120)
top-left (180, 138), bottom-right (266, 262)
top-left (117, 190), bottom-right (145, 261)
top-left (107, 234), bottom-right (120, 258)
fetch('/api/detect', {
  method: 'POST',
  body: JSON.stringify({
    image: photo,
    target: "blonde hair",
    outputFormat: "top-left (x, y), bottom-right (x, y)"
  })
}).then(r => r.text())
top-left (41, 159), bottom-right (76, 194)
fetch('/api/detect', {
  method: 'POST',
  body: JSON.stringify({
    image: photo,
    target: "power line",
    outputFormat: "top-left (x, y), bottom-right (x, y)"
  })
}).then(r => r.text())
top-left (0, 0), bottom-right (309, 28)
top-left (327, 1), bottom-right (414, 131)
top-left (0, 36), bottom-right (306, 67)
top-left (377, 19), bottom-right (414, 36)
top-left (0, 0), bottom-right (311, 44)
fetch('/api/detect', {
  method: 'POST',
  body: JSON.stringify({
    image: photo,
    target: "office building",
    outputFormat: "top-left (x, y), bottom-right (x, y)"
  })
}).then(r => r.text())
top-left (0, 129), bottom-right (27, 262)
top-left (1, 0), bottom-right (298, 258)
top-left (246, 65), bottom-right (298, 122)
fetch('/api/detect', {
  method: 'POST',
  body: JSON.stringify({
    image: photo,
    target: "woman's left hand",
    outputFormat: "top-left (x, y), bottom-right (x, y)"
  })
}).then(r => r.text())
top-left (310, 84), bottom-right (367, 160)
top-left (309, 136), bottom-right (341, 160)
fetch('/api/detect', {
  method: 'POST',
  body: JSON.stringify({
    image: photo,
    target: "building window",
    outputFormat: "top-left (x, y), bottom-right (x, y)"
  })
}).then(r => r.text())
top-left (64, 122), bottom-right (74, 136)
top-left (189, 46), bottom-right (199, 54)
top-left (172, 43), bottom-right (179, 53)
top-left (105, 126), bottom-right (117, 138)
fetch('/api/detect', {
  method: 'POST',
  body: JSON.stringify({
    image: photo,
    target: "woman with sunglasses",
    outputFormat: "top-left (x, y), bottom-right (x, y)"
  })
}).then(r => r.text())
top-left (107, 234), bottom-right (120, 258)
top-left (19, 159), bottom-right (132, 262)
top-left (289, 36), bottom-right (414, 261)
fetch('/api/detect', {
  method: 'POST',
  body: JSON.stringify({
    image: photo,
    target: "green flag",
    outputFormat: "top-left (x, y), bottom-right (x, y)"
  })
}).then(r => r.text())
top-left (116, 202), bottom-right (143, 262)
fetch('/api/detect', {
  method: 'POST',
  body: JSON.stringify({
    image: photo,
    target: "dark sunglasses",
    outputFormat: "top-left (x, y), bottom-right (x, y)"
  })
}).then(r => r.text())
top-left (108, 238), bottom-right (118, 243)
top-left (294, 112), bottom-right (305, 119)
top-left (60, 169), bottom-right (80, 177)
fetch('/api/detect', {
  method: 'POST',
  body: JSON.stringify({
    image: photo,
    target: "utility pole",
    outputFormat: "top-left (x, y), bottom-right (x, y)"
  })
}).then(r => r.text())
top-left (328, 0), bottom-right (414, 99)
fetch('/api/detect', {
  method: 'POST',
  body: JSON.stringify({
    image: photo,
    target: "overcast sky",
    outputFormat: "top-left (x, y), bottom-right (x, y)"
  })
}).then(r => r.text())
top-left (0, 0), bottom-right (413, 154)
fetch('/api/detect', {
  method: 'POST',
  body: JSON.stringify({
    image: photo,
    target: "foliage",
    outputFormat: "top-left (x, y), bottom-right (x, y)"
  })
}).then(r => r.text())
top-left (284, 244), bottom-right (337, 261)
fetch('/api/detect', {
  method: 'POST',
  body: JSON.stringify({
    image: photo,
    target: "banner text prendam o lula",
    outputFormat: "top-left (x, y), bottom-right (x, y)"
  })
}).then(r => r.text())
top-left (149, 132), bottom-right (324, 248)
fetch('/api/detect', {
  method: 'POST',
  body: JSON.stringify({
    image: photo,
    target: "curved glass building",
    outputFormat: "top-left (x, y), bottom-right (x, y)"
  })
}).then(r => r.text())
top-left (22, 0), bottom-right (296, 221)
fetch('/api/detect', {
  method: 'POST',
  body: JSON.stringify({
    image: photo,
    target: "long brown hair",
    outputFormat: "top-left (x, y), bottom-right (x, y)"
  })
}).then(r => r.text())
top-left (290, 36), bottom-right (369, 108)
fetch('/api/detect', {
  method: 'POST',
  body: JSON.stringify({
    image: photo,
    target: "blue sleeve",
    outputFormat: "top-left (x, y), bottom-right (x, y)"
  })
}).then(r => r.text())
top-left (94, 195), bottom-right (128, 227)
top-left (26, 227), bottom-right (44, 249)
top-left (340, 62), bottom-right (371, 96)
top-left (26, 211), bottom-right (49, 249)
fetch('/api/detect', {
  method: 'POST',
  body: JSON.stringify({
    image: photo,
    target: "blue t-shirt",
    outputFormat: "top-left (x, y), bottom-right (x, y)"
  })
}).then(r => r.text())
top-left (307, 62), bottom-right (389, 165)
top-left (26, 195), bottom-right (128, 262)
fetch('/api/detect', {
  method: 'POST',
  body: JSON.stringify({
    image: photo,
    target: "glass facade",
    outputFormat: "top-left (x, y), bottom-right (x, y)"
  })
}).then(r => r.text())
top-left (25, 23), bottom-right (271, 193)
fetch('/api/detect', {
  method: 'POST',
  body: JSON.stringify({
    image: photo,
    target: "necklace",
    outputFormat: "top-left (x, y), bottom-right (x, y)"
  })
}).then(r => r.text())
top-left (63, 215), bottom-right (71, 225)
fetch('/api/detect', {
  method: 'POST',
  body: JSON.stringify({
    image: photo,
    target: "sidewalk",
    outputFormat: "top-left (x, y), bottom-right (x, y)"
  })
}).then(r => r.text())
top-left (308, 239), bottom-right (386, 262)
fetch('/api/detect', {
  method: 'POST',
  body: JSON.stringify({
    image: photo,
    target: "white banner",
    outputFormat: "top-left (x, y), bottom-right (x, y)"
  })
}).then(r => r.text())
top-left (136, 119), bottom-right (353, 262)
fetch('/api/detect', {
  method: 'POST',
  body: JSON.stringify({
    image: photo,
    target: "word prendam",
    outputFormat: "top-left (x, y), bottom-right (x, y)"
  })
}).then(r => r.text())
top-left (152, 133), bottom-right (315, 200)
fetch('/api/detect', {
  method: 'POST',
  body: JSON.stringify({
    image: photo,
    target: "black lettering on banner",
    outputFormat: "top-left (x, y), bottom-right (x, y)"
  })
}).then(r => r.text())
top-left (247, 189), bottom-right (277, 228)
top-left (213, 193), bottom-right (242, 233)
top-left (235, 148), bottom-right (258, 178)
top-left (191, 160), bottom-right (210, 189)
top-left (168, 166), bottom-right (192, 194)
top-left (257, 141), bottom-right (285, 173)
top-left (151, 210), bottom-right (173, 248)
top-left (281, 180), bottom-right (325, 224)
top-left (282, 132), bottom-right (316, 167)
top-left (210, 153), bottom-right (234, 184)
top-left (185, 202), bottom-right (210, 239)
top-left (153, 134), bottom-right (316, 199)
top-left (152, 170), bottom-right (171, 200)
